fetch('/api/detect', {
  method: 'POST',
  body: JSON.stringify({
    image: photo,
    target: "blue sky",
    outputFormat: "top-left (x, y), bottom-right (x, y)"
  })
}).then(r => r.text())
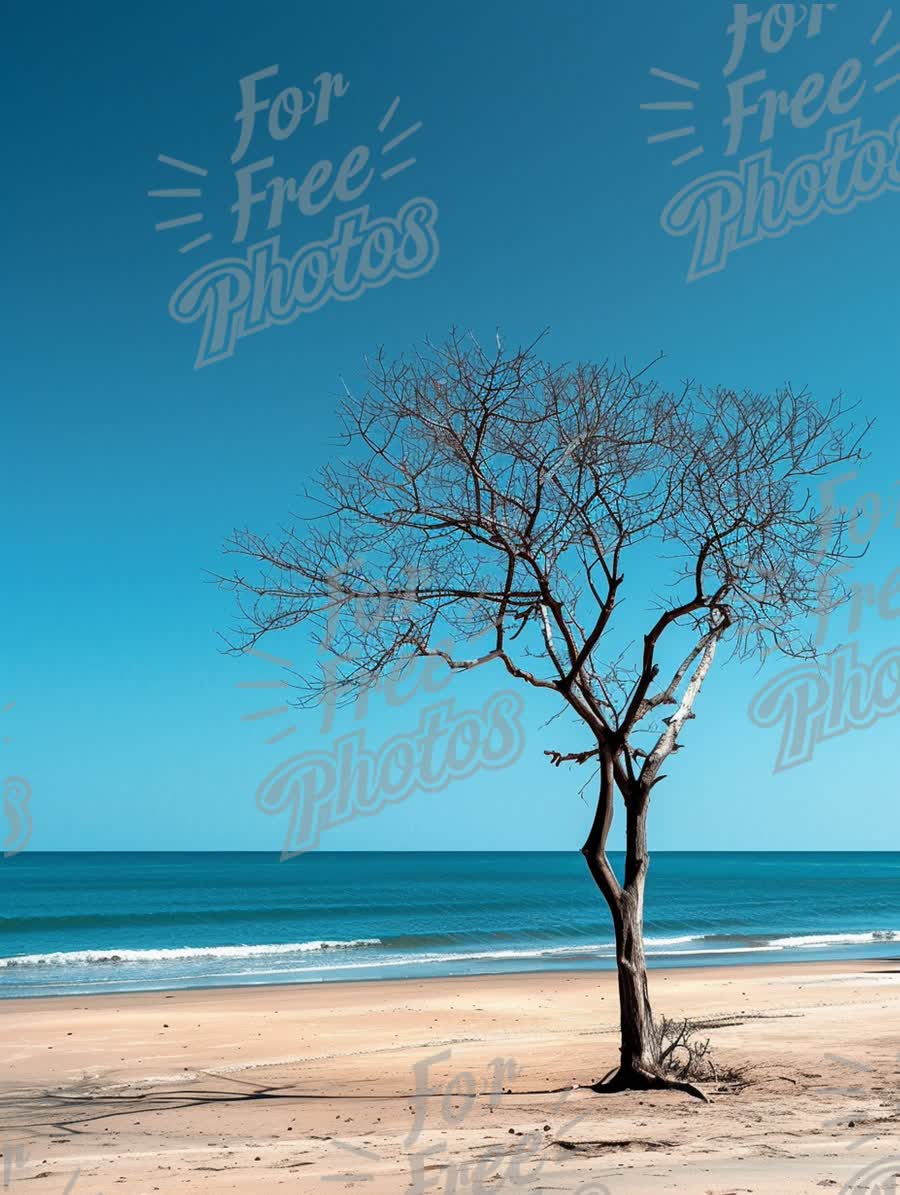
top-left (3, 0), bottom-right (900, 852)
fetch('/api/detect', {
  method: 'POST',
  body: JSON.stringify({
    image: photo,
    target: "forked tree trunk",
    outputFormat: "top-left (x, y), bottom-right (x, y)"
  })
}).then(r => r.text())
top-left (591, 795), bottom-right (661, 1088)
top-left (582, 761), bottom-right (707, 1100)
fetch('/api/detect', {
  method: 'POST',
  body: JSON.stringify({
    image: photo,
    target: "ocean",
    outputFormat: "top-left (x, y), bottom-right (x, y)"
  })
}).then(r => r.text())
top-left (0, 852), bottom-right (897, 999)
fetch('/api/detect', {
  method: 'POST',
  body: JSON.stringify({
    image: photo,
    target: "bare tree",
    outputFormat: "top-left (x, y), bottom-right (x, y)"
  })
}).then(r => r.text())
top-left (222, 332), bottom-right (867, 1099)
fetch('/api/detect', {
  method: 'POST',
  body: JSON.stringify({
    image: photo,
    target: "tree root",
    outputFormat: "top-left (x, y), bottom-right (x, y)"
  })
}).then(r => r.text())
top-left (590, 1065), bottom-right (710, 1103)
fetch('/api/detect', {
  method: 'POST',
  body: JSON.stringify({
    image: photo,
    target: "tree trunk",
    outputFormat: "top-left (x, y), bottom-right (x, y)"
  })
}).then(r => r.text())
top-left (613, 884), bottom-right (658, 1078)
top-left (583, 765), bottom-right (708, 1100)
top-left (591, 795), bottom-right (661, 1088)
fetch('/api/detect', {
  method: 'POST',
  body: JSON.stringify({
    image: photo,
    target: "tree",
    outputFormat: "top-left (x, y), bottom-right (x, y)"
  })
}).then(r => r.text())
top-left (222, 332), bottom-right (867, 1098)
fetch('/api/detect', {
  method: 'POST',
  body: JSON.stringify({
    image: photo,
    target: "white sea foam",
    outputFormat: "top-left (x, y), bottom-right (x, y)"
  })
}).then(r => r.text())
top-left (2, 930), bottom-right (895, 976)
top-left (644, 935), bottom-right (701, 946)
top-left (0, 939), bottom-right (382, 968)
top-left (767, 930), bottom-right (898, 948)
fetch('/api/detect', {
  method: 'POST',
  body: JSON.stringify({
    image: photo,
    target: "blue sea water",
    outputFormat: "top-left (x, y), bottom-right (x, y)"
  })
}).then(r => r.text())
top-left (0, 852), bottom-right (897, 998)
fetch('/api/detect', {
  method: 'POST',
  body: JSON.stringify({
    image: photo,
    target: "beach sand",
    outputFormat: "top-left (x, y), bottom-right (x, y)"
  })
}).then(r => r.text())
top-left (1, 960), bottom-right (898, 1193)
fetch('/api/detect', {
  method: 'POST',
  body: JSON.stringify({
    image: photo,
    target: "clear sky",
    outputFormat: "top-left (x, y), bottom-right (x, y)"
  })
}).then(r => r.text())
top-left (4, 0), bottom-right (900, 852)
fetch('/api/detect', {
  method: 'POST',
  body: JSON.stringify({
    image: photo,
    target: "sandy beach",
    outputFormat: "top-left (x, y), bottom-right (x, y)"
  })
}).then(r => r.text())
top-left (1, 960), bottom-right (898, 1192)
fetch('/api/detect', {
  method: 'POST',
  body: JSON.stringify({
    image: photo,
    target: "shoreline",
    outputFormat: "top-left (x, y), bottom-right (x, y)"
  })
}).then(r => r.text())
top-left (2, 946), bottom-right (899, 1004)
top-left (2, 952), bottom-right (899, 1007)
top-left (2, 958), bottom-right (898, 1191)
